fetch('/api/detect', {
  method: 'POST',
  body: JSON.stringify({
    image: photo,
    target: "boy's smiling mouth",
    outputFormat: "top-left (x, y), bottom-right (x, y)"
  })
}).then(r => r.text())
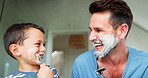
top-left (35, 52), bottom-right (45, 64)
top-left (27, 48), bottom-right (45, 64)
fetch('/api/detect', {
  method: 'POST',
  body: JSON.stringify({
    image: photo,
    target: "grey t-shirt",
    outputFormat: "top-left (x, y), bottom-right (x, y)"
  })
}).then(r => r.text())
top-left (4, 65), bottom-right (59, 78)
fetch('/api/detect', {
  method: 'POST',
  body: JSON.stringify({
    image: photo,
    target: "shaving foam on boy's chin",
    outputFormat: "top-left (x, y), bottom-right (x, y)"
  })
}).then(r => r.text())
top-left (26, 48), bottom-right (45, 64)
top-left (35, 52), bottom-right (45, 64)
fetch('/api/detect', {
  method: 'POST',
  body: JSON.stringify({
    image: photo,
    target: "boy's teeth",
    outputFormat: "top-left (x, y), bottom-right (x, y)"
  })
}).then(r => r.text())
top-left (36, 54), bottom-right (41, 61)
top-left (35, 52), bottom-right (45, 64)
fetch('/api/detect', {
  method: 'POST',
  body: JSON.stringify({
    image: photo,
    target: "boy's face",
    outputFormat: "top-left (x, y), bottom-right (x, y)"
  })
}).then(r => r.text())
top-left (18, 28), bottom-right (46, 65)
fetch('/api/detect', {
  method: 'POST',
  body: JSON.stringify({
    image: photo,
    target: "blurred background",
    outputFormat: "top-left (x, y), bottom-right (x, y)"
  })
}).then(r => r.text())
top-left (0, 0), bottom-right (148, 78)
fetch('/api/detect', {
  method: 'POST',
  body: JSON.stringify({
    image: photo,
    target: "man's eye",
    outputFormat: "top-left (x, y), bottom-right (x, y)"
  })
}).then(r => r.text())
top-left (36, 43), bottom-right (41, 45)
top-left (97, 30), bottom-right (100, 32)
top-left (96, 29), bottom-right (101, 32)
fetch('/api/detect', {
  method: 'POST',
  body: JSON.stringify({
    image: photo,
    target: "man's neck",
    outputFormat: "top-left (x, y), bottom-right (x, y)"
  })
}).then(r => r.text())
top-left (96, 41), bottom-right (128, 78)
top-left (98, 47), bottom-right (128, 66)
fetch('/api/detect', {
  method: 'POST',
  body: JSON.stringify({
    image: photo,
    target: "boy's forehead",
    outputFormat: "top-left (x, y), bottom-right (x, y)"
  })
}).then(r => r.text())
top-left (25, 28), bottom-right (45, 38)
top-left (26, 28), bottom-right (43, 33)
top-left (27, 27), bottom-right (37, 31)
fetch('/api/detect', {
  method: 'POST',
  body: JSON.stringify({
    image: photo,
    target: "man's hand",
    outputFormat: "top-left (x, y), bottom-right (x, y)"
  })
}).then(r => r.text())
top-left (37, 63), bottom-right (54, 78)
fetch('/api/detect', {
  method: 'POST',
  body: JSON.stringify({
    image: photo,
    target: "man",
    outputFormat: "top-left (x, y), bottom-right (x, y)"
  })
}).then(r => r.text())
top-left (72, 0), bottom-right (148, 78)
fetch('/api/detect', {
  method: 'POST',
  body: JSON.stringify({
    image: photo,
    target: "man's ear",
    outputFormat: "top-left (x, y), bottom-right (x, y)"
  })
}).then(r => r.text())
top-left (116, 23), bottom-right (129, 39)
top-left (9, 44), bottom-right (21, 56)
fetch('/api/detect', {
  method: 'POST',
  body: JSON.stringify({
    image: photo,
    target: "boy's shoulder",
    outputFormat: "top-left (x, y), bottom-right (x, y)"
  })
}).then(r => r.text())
top-left (4, 69), bottom-right (37, 78)
top-left (4, 65), bottom-right (60, 78)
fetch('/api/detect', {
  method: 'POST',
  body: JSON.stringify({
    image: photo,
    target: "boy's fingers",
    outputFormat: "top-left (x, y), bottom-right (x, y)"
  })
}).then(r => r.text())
top-left (40, 63), bottom-right (46, 67)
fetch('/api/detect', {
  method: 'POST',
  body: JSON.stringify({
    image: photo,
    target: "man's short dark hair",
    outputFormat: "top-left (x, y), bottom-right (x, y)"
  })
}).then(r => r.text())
top-left (89, 0), bottom-right (133, 37)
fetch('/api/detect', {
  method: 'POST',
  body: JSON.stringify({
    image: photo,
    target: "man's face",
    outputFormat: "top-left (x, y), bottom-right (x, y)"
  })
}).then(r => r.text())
top-left (89, 11), bottom-right (119, 58)
top-left (18, 28), bottom-right (46, 65)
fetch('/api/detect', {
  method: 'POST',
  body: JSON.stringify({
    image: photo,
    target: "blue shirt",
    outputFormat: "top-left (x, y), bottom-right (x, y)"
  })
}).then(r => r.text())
top-left (4, 65), bottom-right (60, 78)
top-left (72, 47), bottom-right (148, 78)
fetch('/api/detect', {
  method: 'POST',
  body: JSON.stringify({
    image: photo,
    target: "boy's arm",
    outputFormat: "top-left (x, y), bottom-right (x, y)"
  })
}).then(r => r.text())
top-left (37, 63), bottom-right (54, 78)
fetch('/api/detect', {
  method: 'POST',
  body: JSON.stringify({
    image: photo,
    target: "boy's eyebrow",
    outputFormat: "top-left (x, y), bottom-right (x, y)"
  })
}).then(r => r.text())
top-left (36, 40), bottom-right (46, 43)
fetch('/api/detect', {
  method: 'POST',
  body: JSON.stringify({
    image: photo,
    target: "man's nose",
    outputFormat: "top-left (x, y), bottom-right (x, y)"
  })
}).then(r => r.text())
top-left (89, 31), bottom-right (97, 41)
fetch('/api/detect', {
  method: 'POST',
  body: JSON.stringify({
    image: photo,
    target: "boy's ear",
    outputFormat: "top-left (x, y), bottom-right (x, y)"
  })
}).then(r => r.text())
top-left (116, 23), bottom-right (129, 39)
top-left (9, 44), bottom-right (21, 56)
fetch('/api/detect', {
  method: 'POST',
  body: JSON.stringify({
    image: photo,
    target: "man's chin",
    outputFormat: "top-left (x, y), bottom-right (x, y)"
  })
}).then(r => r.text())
top-left (94, 50), bottom-right (110, 58)
top-left (94, 50), bottom-right (103, 58)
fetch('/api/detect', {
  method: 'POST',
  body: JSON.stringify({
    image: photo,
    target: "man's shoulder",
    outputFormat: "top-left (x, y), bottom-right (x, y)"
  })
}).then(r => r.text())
top-left (128, 47), bottom-right (148, 57)
top-left (128, 47), bottom-right (148, 64)
top-left (124, 47), bottom-right (148, 77)
top-left (77, 49), bottom-right (95, 58)
top-left (74, 49), bottom-right (96, 62)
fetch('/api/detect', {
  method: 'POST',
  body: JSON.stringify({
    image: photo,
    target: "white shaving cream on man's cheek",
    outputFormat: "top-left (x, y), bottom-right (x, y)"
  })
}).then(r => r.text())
top-left (94, 34), bottom-right (119, 58)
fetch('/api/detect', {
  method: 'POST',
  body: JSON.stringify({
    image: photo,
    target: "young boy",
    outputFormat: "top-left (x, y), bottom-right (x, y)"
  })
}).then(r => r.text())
top-left (3, 23), bottom-right (59, 78)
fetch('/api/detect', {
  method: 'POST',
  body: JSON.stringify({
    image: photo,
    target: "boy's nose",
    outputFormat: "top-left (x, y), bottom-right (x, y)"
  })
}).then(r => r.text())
top-left (40, 46), bottom-right (46, 52)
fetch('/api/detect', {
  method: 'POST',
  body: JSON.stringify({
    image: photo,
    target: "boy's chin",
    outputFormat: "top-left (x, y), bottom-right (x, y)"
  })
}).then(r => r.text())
top-left (34, 60), bottom-right (42, 65)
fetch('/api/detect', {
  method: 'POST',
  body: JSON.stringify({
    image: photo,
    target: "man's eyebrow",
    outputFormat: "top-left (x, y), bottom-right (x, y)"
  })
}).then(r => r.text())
top-left (89, 27), bottom-right (103, 30)
top-left (88, 27), bottom-right (91, 29)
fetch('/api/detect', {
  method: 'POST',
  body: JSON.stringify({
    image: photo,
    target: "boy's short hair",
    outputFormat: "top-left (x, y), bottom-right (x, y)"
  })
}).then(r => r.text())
top-left (3, 23), bottom-right (45, 59)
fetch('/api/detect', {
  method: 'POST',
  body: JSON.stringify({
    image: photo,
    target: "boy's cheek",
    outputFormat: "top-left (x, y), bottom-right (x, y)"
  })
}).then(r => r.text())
top-left (21, 48), bottom-right (38, 60)
top-left (27, 47), bottom-right (38, 52)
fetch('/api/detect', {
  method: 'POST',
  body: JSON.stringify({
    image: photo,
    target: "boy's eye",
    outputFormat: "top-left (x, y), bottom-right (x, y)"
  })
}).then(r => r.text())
top-left (36, 43), bottom-right (46, 46)
top-left (43, 43), bottom-right (46, 46)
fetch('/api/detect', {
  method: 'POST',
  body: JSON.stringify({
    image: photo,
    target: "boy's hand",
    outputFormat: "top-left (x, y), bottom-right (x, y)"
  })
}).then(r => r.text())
top-left (37, 63), bottom-right (54, 78)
